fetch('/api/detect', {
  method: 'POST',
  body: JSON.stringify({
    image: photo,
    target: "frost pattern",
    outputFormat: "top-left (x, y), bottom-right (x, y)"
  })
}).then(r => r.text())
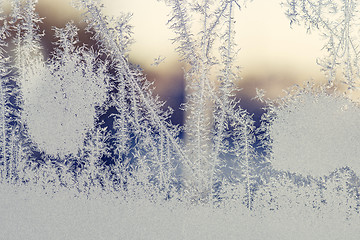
top-left (0, 0), bottom-right (360, 239)
top-left (163, 0), bottom-right (258, 203)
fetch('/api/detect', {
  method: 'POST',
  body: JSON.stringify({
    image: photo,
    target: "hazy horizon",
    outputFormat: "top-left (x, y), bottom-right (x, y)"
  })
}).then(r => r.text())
top-left (26, 0), bottom-right (330, 101)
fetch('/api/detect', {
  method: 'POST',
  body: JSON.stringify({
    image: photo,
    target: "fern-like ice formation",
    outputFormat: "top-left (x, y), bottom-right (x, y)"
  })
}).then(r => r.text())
top-left (163, 0), bottom-right (258, 203)
top-left (0, 0), bottom-right (185, 199)
top-left (73, 0), bottom-right (190, 197)
top-left (0, 0), bottom-right (261, 204)
top-left (0, 2), bottom-right (9, 178)
top-left (283, 0), bottom-right (360, 90)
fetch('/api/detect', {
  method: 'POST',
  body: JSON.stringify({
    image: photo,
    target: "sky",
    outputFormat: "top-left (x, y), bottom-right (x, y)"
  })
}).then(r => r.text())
top-left (101, 0), bottom-right (327, 98)
top-left (31, 0), bottom-right (328, 99)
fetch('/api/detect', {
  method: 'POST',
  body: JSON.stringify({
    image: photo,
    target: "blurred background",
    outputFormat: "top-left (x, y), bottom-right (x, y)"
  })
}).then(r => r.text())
top-left (7, 0), bottom-right (329, 126)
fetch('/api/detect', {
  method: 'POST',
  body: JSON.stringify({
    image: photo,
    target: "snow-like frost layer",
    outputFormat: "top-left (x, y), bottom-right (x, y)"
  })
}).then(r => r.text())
top-left (21, 50), bottom-right (108, 157)
top-left (269, 91), bottom-right (360, 177)
top-left (1, 183), bottom-right (360, 240)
